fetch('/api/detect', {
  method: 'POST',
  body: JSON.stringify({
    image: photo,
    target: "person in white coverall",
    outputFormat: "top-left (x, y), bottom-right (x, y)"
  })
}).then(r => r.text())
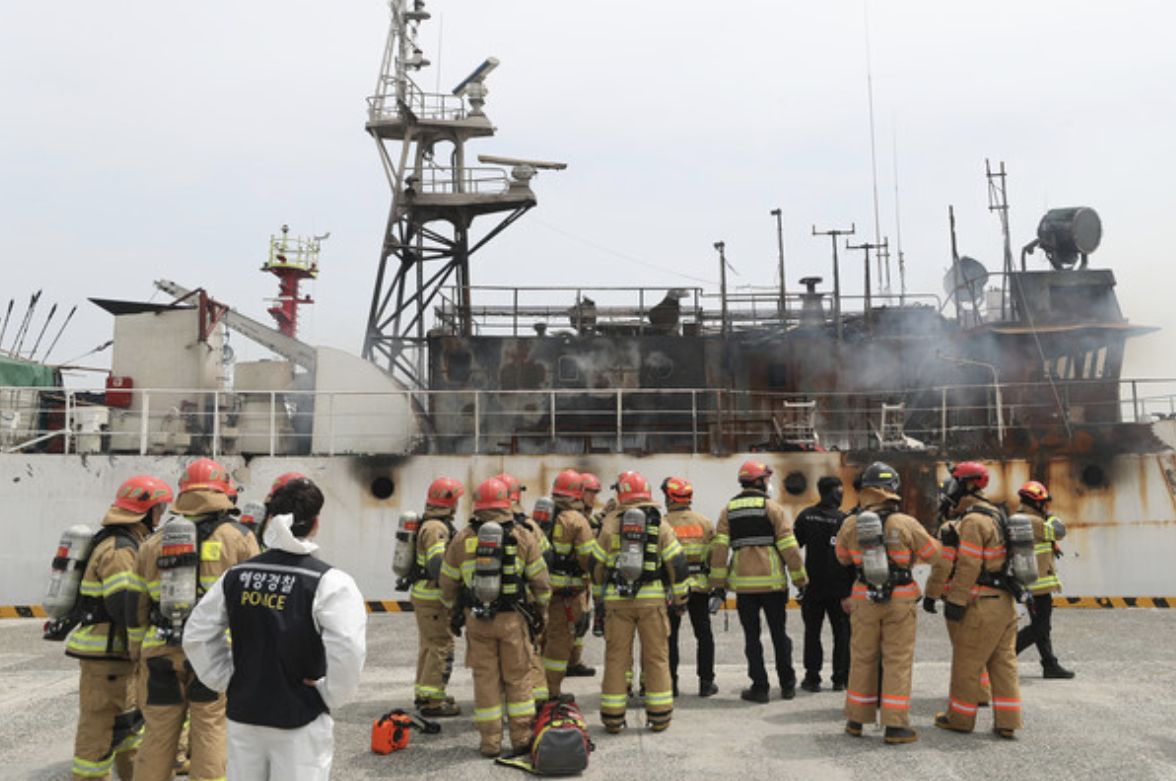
top-left (183, 476), bottom-right (367, 781)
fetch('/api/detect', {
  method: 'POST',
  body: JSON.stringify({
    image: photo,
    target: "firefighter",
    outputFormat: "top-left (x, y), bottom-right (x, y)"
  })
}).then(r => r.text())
top-left (835, 463), bottom-right (941, 744)
top-left (934, 461), bottom-right (1023, 739)
top-left (539, 469), bottom-right (597, 699)
top-left (1014, 480), bottom-right (1075, 679)
top-left (794, 475), bottom-right (853, 693)
top-left (661, 476), bottom-right (718, 698)
top-left (65, 475), bottom-right (172, 781)
top-left (494, 472), bottom-right (555, 702)
top-left (924, 498), bottom-right (992, 706)
top-left (183, 476), bottom-right (367, 781)
top-left (565, 471), bottom-right (603, 678)
top-left (439, 478), bottom-right (551, 758)
top-left (709, 460), bottom-right (808, 703)
top-left (408, 476), bottom-right (464, 717)
top-left (130, 458), bottom-right (259, 781)
top-left (593, 471), bottom-right (689, 733)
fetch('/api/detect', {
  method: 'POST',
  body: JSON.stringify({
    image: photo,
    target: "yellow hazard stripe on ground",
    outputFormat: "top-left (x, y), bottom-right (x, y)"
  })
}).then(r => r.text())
top-left (3, 597), bottom-right (1174, 619)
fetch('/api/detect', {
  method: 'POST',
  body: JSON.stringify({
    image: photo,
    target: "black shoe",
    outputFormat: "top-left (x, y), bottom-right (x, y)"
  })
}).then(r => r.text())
top-left (672, 679), bottom-right (680, 698)
top-left (780, 684), bottom-right (796, 701)
top-left (845, 720), bottom-right (863, 737)
top-left (800, 678), bottom-right (821, 693)
top-left (832, 681), bottom-right (846, 692)
top-left (883, 726), bottom-right (918, 744)
top-left (699, 680), bottom-right (718, 697)
top-left (740, 687), bottom-right (770, 704)
top-left (566, 662), bottom-right (596, 677)
top-left (1043, 663), bottom-right (1075, 679)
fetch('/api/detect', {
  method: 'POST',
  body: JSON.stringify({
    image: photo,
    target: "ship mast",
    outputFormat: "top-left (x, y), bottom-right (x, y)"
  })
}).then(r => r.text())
top-left (361, 1), bottom-right (563, 388)
top-left (263, 225), bottom-right (324, 339)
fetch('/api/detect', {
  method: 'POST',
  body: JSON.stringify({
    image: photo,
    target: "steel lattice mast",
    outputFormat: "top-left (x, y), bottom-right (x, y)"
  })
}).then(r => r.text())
top-left (361, 0), bottom-right (563, 387)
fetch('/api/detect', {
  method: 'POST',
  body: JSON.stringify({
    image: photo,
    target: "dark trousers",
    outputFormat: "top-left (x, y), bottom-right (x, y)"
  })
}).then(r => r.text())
top-left (669, 591), bottom-right (715, 684)
top-left (736, 591), bottom-right (794, 690)
top-left (1016, 593), bottom-right (1058, 664)
top-left (800, 594), bottom-right (850, 684)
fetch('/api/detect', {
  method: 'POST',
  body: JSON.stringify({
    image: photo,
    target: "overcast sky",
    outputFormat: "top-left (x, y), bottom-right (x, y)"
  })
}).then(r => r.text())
top-left (2, 1), bottom-right (1173, 380)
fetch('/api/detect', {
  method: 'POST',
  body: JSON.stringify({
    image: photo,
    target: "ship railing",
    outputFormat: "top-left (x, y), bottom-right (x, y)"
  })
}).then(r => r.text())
top-left (435, 285), bottom-right (706, 336)
top-left (696, 290), bottom-right (946, 331)
top-left (367, 77), bottom-right (468, 123)
top-left (415, 165), bottom-right (510, 196)
top-left (3, 379), bottom-right (1176, 457)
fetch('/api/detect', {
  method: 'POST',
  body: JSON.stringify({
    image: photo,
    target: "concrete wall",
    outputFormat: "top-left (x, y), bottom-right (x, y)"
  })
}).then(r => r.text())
top-left (1, 451), bottom-right (1173, 605)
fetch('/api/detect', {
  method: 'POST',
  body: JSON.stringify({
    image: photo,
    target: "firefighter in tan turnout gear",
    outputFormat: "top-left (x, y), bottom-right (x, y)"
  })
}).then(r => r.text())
top-left (709, 460), bottom-right (807, 703)
top-left (564, 471), bottom-right (603, 678)
top-left (592, 471), bottom-right (689, 734)
top-left (439, 478), bottom-right (551, 758)
top-left (60, 475), bottom-right (172, 781)
top-left (539, 469), bottom-right (597, 700)
top-left (835, 462), bottom-right (941, 744)
top-left (661, 476), bottom-right (718, 698)
top-left (130, 458), bottom-right (259, 781)
top-left (409, 476), bottom-right (464, 717)
top-left (1014, 480), bottom-right (1075, 679)
top-left (934, 461), bottom-right (1024, 739)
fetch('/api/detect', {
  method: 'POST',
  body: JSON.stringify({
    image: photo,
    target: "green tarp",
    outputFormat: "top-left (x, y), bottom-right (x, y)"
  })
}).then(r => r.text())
top-left (0, 354), bottom-right (58, 387)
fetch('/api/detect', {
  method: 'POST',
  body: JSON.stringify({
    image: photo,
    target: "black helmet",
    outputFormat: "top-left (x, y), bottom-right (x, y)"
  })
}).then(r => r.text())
top-left (859, 462), bottom-right (900, 493)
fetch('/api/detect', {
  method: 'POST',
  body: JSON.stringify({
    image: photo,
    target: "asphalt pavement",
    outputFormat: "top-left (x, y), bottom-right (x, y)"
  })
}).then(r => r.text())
top-left (2, 608), bottom-right (1174, 780)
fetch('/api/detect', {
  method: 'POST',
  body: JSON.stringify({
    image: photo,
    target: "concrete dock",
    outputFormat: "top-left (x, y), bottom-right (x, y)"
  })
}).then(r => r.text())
top-left (2, 609), bottom-right (1174, 780)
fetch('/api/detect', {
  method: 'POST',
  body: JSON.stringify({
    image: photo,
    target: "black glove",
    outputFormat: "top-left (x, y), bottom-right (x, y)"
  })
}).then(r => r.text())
top-left (795, 587), bottom-right (807, 604)
top-left (943, 601), bottom-right (966, 622)
top-left (574, 609), bottom-right (591, 637)
top-left (922, 597), bottom-right (938, 614)
top-left (592, 604), bottom-right (606, 637)
top-left (708, 589), bottom-right (726, 615)
top-left (449, 609), bottom-right (465, 637)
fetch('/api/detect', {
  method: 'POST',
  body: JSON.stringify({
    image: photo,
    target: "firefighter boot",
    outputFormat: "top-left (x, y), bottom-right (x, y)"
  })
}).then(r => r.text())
top-left (883, 726), bottom-right (918, 744)
top-left (845, 720), bottom-right (863, 737)
top-left (420, 699), bottom-right (462, 717)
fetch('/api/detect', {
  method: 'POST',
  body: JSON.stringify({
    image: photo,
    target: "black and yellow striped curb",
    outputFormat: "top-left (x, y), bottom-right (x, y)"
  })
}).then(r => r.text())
top-left (5, 596), bottom-right (1175, 619)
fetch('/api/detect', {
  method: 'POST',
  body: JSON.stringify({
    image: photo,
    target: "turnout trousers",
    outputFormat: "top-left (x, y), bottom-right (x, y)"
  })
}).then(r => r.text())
top-left (542, 590), bottom-right (586, 696)
top-left (465, 609), bottom-right (536, 755)
top-left (946, 615), bottom-right (991, 702)
top-left (736, 591), bottom-right (795, 691)
top-left (601, 603), bottom-right (673, 731)
top-left (801, 594), bottom-right (850, 686)
top-left (844, 600), bottom-right (917, 728)
top-left (668, 591), bottom-right (715, 685)
top-left (411, 597), bottom-right (454, 704)
top-left (943, 594), bottom-right (1023, 732)
top-left (132, 651), bottom-right (226, 781)
top-left (73, 658), bottom-right (141, 781)
top-left (567, 589), bottom-right (591, 667)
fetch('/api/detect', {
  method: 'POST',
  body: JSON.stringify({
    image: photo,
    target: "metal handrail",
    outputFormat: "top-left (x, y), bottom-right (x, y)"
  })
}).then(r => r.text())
top-left (1, 378), bottom-right (1172, 457)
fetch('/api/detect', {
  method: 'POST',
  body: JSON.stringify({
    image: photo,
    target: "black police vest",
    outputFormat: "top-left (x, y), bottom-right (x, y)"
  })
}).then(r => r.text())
top-left (223, 549), bottom-right (332, 728)
top-left (726, 492), bottom-right (774, 549)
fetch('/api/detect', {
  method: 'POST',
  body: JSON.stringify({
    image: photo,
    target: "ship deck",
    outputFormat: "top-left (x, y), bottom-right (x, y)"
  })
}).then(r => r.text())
top-left (2, 609), bottom-right (1173, 779)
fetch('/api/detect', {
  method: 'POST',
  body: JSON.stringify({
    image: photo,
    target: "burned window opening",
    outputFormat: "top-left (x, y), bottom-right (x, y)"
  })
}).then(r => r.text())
top-left (370, 476), bottom-right (395, 500)
top-left (783, 471), bottom-right (807, 496)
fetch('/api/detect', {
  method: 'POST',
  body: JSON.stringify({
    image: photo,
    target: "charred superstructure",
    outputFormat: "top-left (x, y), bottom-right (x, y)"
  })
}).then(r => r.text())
top-left (423, 215), bottom-right (1152, 461)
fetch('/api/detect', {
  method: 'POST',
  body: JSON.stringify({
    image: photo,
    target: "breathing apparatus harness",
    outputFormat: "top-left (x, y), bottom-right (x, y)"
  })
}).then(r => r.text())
top-left (605, 505), bottom-right (665, 599)
top-left (952, 500), bottom-right (1033, 603)
top-left (43, 525), bottom-right (140, 642)
top-left (854, 507), bottom-right (914, 604)
top-left (151, 512), bottom-right (239, 644)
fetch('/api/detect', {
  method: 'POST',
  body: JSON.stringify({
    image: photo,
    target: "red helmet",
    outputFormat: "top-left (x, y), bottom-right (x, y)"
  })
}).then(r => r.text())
top-left (426, 477), bottom-right (464, 509)
top-left (492, 473), bottom-right (524, 503)
top-left (179, 458), bottom-right (235, 496)
top-left (580, 472), bottom-right (602, 493)
top-left (615, 470), bottom-right (651, 503)
top-left (113, 475), bottom-right (174, 516)
top-left (1018, 480), bottom-right (1051, 504)
top-left (661, 476), bottom-right (693, 505)
top-left (951, 461), bottom-right (990, 489)
top-left (473, 477), bottom-right (511, 511)
top-left (552, 469), bottom-right (584, 500)
top-left (738, 460), bottom-right (773, 484)
top-left (267, 471), bottom-right (306, 500)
